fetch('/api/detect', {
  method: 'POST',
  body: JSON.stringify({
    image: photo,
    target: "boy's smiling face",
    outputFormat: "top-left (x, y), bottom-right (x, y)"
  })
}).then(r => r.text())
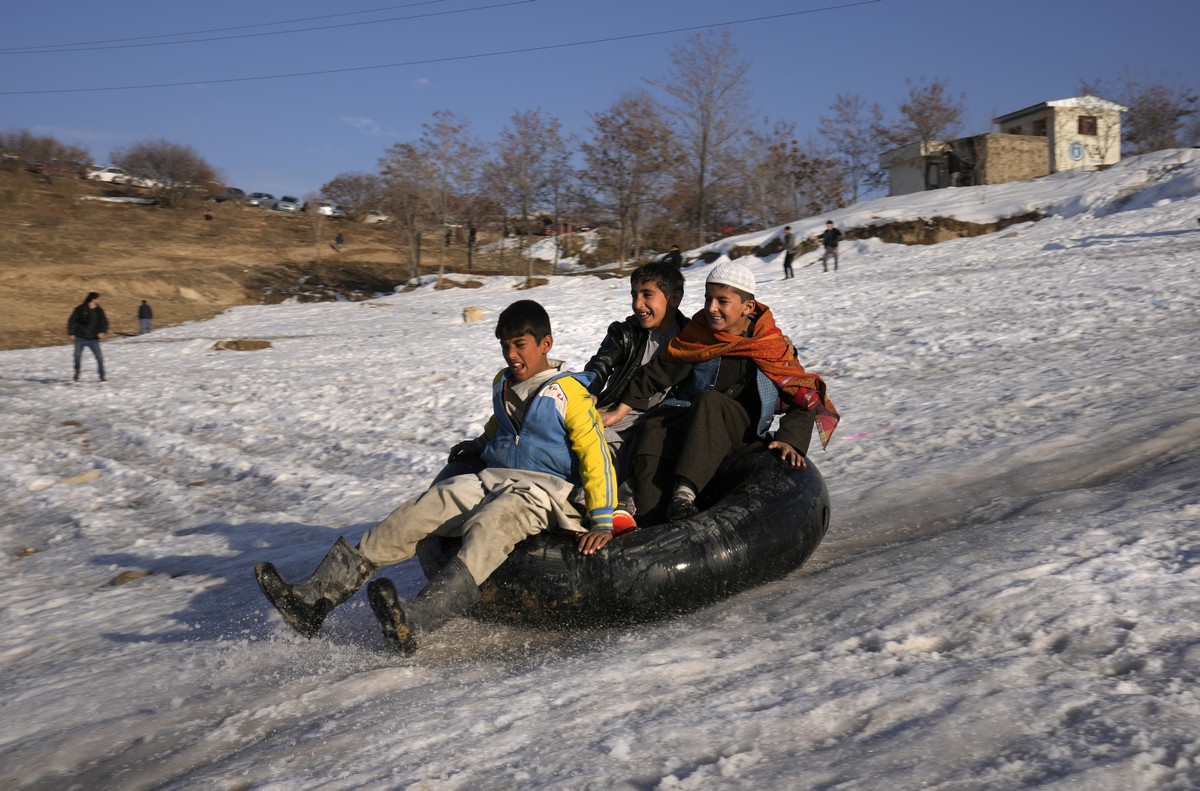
top-left (703, 284), bottom-right (755, 335)
top-left (500, 332), bottom-right (554, 382)
top-left (631, 279), bottom-right (683, 331)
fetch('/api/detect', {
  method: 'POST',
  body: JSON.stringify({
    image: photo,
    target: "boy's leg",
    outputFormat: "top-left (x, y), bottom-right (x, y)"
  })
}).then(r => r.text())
top-left (254, 537), bottom-right (379, 638)
top-left (457, 482), bottom-right (556, 583)
top-left (673, 390), bottom-right (753, 495)
top-left (73, 339), bottom-right (83, 380)
top-left (630, 407), bottom-right (689, 525)
top-left (255, 474), bottom-right (488, 639)
top-left (91, 341), bottom-right (105, 380)
top-left (368, 482), bottom-right (554, 654)
top-left (357, 474), bottom-right (488, 566)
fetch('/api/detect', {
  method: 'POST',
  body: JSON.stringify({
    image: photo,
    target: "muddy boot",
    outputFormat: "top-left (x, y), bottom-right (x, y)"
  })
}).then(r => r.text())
top-left (367, 556), bottom-right (481, 655)
top-left (254, 537), bottom-right (378, 638)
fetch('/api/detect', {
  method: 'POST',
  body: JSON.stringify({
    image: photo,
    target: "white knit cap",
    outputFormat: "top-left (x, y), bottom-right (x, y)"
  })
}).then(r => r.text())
top-left (706, 261), bottom-right (756, 296)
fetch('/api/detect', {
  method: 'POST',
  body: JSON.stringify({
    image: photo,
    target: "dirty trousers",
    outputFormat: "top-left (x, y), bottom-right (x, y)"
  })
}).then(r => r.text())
top-left (357, 471), bottom-right (567, 585)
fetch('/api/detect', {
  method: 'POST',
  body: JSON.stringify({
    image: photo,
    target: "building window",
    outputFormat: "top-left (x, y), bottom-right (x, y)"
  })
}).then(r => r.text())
top-left (1078, 115), bottom-right (1098, 136)
top-left (1006, 125), bottom-right (1022, 135)
top-left (1032, 119), bottom-right (1047, 136)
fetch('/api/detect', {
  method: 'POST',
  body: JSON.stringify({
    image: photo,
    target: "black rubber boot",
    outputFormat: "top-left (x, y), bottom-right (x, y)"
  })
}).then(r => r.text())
top-left (367, 556), bottom-right (481, 655)
top-left (254, 537), bottom-right (378, 638)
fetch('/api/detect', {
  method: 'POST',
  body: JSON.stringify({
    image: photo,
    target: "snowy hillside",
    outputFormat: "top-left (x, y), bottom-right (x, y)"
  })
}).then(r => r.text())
top-left (1, 151), bottom-right (1198, 790)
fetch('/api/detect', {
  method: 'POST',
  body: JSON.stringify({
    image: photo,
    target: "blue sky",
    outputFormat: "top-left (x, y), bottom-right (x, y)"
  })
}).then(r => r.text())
top-left (3, 0), bottom-right (1197, 199)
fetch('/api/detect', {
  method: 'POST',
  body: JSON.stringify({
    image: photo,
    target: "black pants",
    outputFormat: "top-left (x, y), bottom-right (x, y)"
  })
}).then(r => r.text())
top-left (632, 391), bottom-right (760, 524)
top-left (783, 253), bottom-right (795, 279)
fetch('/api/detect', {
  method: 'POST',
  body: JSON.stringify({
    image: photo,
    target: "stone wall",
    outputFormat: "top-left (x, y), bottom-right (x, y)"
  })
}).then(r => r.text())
top-left (974, 134), bottom-right (1050, 184)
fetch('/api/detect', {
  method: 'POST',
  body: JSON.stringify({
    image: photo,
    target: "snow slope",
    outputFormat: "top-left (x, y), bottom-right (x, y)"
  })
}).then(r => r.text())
top-left (1, 151), bottom-right (1198, 790)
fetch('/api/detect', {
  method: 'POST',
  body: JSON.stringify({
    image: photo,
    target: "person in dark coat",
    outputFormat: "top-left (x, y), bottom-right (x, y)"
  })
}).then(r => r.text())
top-left (662, 245), bottom-right (684, 268)
top-left (819, 220), bottom-right (843, 272)
top-left (68, 291), bottom-right (108, 381)
top-left (781, 226), bottom-right (795, 279)
top-left (138, 300), bottom-right (153, 334)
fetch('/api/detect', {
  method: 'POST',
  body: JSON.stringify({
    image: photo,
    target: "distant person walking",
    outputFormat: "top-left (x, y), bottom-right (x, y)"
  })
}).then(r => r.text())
top-left (138, 300), bottom-right (153, 334)
top-left (663, 245), bottom-right (683, 268)
top-left (819, 220), bottom-right (843, 272)
top-left (68, 291), bottom-right (108, 382)
top-left (334, 232), bottom-right (344, 252)
top-left (781, 226), bottom-right (795, 279)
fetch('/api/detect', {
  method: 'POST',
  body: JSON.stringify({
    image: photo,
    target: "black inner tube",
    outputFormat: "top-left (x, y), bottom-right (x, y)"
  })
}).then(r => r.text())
top-left (418, 450), bottom-right (830, 627)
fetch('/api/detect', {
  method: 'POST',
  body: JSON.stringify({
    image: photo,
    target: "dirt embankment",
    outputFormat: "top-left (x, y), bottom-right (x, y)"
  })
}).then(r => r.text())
top-left (0, 170), bottom-right (478, 350)
top-left (725, 210), bottom-right (1045, 261)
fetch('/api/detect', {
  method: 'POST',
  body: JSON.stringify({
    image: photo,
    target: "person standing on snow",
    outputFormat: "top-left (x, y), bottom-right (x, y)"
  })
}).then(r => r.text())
top-left (780, 226), bottom-right (796, 279)
top-left (68, 291), bottom-right (108, 382)
top-left (818, 220), bottom-right (843, 272)
top-left (138, 300), bottom-right (153, 334)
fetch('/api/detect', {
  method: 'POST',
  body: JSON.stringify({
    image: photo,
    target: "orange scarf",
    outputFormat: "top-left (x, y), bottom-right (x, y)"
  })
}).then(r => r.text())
top-left (661, 303), bottom-right (840, 448)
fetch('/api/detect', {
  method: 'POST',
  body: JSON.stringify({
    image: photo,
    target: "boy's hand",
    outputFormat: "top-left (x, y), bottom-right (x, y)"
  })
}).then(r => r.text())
top-left (577, 529), bottom-right (613, 554)
top-left (448, 440), bottom-right (479, 462)
top-left (602, 404), bottom-right (632, 427)
top-left (769, 440), bottom-right (807, 469)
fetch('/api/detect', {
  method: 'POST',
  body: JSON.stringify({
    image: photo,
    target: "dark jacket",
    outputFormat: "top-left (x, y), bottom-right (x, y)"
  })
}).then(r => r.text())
top-left (68, 304), bottom-right (108, 340)
top-left (138, 303), bottom-right (153, 320)
top-left (819, 227), bottom-right (843, 248)
top-left (621, 330), bottom-right (815, 454)
top-left (585, 310), bottom-right (689, 409)
top-left (663, 249), bottom-right (683, 268)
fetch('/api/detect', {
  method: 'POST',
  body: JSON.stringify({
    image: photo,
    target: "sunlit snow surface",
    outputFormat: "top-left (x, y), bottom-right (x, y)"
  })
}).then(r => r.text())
top-left (1, 151), bottom-right (1198, 790)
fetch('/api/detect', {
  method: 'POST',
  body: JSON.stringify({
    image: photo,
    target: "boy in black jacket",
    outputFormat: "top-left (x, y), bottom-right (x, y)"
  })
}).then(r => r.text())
top-left (585, 262), bottom-right (687, 529)
top-left (67, 291), bottom-right (108, 382)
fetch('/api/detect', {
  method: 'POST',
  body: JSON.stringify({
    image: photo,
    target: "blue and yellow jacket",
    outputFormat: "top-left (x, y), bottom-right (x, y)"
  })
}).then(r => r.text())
top-left (480, 368), bottom-right (617, 531)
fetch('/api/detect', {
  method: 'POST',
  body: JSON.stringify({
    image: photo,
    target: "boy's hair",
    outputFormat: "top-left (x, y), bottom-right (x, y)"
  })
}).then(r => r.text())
top-left (630, 262), bottom-right (685, 298)
top-left (495, 299), bottom-right (552, 341)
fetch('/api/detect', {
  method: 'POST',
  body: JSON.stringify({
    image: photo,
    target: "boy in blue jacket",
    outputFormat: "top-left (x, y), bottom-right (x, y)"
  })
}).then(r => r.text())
top-left (255, 300), bottom-right (617, 654)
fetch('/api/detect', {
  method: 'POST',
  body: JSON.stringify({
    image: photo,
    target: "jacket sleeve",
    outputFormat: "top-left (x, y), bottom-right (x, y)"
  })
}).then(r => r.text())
top-left (471, 369), bottom-right (505, 452)
top-left (584, 321), bottom-right (630, 399)
top-left (97, 308), bottom-right (109, 335)
top-left (560, 378), bottom-right (617, 530)
top-left (621, 354), bottom-right (692, 410)
top-left (67, 306), bottom-right (80, 336)
top-left (774, 407), bottom-right (816, 455)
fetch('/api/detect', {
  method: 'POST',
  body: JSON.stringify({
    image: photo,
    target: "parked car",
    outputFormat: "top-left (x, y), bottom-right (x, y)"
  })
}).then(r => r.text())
top-left (246, 192), bottom-right (276, 208)
top-left (274, 195), bottom-right (302, 213)
top-left (541, 223), bottom-right (578, 235)
top-left (315, 201), bottom-right (345, 218)
top-left (212, 187), bottom-right (245, 203)
top-left (26, 159), bottom-right (89, 178)
top-left (126, 174), bottom-right (164, 190)
top-left (362, 210), bottom-right (392, 224)
top-left (86, 166), bottom-right (130, 184)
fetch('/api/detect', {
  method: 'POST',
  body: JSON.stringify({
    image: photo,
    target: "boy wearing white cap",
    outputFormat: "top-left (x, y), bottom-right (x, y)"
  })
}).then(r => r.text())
top-left (603, 261), bottom-right (839, 523)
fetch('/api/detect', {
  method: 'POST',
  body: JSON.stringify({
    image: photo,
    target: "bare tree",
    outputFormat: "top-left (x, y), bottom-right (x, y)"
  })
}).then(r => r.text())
top-left (739, 122), bottom-right (847, 226)
top-left (884, 77), bottom-right (967, 147)
top-left (303, 191), bottom-right (326, 263)
top-left (319, 172), bottom-right (385, 220)
top-left (580, 91), bottom-right (676, 271)
top-left (482, 109), bottom-right (570, 278)
top-left (1082, 71), bottom-right (1199, 153)
top-left (416, 110), bottom-right (483, 283)
top-left (651, 29), bottom-right (751, 248)
top-left (818, 94), bottom-right (889, 202)
top-left (0, 128), bottom-right (91, 169)
top-left (110, 138), bottom-right (217, 207)
top-left (378, 141), bottom-right (433, 281)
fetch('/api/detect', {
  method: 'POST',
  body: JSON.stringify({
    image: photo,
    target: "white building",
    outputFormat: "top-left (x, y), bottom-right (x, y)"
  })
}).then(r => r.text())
top-left (880, 96), bottom-right (1128, 197)
top-left (993, 96), bottom-right (1128, 173)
